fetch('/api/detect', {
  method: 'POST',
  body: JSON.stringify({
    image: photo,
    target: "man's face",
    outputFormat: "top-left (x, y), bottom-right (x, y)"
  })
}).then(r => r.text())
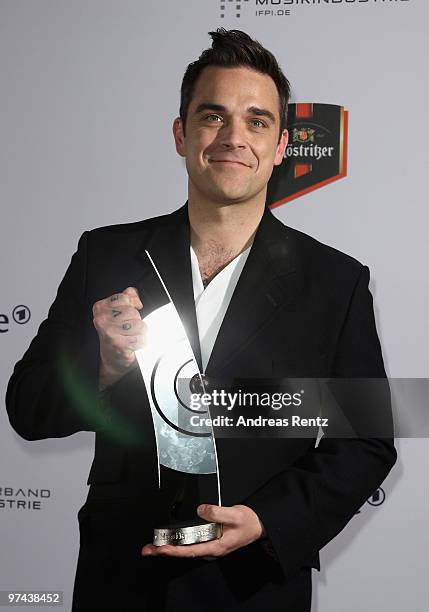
top-left (173, 65), bottom-right (288, 206)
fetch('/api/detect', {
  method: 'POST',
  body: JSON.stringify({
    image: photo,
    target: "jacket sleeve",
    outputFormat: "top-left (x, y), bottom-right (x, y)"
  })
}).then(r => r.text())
top-left (5, 231), bottom-right (105, 440)
top-left (244, 265), bottom-right (397, 575)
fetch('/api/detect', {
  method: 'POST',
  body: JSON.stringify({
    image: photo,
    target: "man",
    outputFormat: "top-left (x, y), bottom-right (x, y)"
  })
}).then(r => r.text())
top-left (6, 29), bottom-right (396, 611)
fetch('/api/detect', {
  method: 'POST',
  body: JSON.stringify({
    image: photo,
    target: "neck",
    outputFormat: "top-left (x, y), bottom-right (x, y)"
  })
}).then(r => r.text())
top-left (187, 183), bottom-right (266, 254)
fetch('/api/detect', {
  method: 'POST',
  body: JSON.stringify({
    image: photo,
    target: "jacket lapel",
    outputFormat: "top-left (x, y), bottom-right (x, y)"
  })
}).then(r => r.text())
top-left (205, 207), bottom-right (299, 376)
top-left (135, 204), bottom-right (203, 371)
top-left (134, 204), bottom-right (300, 378)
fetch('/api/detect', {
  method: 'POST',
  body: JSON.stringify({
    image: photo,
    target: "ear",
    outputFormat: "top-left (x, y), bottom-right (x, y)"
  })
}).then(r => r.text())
top-left (274, 129), bottom-right (288, 166)
top-left (173, 117), bottom-right (186, 157)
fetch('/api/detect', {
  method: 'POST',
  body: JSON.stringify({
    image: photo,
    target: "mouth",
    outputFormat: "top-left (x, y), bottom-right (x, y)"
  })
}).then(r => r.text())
top-left (210, 160), bottom-right (249, 167)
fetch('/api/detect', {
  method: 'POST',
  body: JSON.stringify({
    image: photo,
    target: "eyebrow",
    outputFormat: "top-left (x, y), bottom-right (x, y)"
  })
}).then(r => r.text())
top-left (193, 103), bottom-right (277, 124)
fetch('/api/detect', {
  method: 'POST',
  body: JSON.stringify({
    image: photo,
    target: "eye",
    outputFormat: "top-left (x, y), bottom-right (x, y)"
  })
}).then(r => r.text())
top-left (205, 114), bottom-right (223, 123)
top-left (250, 119), bottom-right (267, 128)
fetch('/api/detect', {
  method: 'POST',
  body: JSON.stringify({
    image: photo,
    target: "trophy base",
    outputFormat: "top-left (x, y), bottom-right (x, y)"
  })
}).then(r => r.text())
top-left (153, 519), bottom-right (222, 546)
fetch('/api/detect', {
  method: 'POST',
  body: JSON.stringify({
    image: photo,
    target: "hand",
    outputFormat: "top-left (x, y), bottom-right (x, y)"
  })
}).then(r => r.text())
top-left (141, 503), bottom-right (266, 560)
top-left (92, 286), bottom-right (146, 390)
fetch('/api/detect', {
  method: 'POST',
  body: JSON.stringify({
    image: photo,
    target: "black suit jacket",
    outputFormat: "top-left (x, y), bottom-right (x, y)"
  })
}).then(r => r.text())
top-left (6, 203), bottom-right (396, 602)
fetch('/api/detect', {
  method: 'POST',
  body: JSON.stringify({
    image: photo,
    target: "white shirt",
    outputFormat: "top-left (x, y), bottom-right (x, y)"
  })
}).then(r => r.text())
top-left (190, 245), bottom-right (251, 372)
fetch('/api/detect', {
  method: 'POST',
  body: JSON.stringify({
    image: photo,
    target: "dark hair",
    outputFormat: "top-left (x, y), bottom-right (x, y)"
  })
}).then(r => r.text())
top-left (179, 28), bottom-right (291, 143)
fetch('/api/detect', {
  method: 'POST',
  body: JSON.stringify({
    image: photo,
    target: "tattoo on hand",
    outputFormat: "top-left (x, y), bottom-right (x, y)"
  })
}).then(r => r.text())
top-left (112, 309), bottom-right (121, 317)
top-left (110, 295), bottom-right (120, 302)
top-left (122, 323), bottom-right (132, 330)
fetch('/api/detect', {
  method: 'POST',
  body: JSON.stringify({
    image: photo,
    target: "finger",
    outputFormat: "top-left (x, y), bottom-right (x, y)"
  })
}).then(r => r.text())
top-left (123, 286), bottom-right (143, 310)
top-left (96, 319), bottom-right (144, 340)
top-left (142, 538), bottom-right (226, 559)
top-left (116, 319), bottom-right (146, 336)
top-left (93, 295), bottom-right (133, 324)
top-left (93, 293), bottom-right (143, 321)
top-left (104, 305), bottom-right (142, 322)
top-left (93, 309), bottom-right (144, 342)
top-left (106, 293), bottom-right (133, 307)
top-left (126, 334), bottom-right (147, 351)
top-left (119, 330), bottom-right (148, 356)
top-left (98, 324), bottom-right (146, 357)
top-left (197, 504), bottom-right (240, 526)
top-left (93, 307), bottom-right (141, 327)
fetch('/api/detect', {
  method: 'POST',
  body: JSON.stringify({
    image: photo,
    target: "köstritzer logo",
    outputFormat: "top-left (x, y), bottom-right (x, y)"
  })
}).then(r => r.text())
top-left (293, 127), bottom-right (315, 143)
top-left (267, 103), bottom-right (348, 208)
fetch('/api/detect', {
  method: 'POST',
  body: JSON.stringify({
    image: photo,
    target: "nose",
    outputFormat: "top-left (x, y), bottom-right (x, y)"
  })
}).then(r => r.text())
top-left (218, 117), bottom-right (247, 150)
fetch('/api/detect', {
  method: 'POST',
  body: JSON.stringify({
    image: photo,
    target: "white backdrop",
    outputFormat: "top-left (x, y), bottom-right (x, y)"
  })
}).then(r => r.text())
top-left (1, 1), bottom-right (428, 610)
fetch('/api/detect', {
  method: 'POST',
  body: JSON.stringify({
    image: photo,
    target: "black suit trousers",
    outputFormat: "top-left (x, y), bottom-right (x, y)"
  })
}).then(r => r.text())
top-left (72, 496), bottom-right (311, 612)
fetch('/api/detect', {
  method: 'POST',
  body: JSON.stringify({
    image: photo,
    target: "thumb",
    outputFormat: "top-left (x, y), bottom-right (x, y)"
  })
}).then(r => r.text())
top-left (197, 504), bottom-right (236, 525)
top-left (123, 286), bottom-right (143, 310)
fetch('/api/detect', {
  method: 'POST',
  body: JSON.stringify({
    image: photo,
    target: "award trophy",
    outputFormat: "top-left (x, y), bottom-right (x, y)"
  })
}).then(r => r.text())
top-left (135, 251), bottom-right (222, 546)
